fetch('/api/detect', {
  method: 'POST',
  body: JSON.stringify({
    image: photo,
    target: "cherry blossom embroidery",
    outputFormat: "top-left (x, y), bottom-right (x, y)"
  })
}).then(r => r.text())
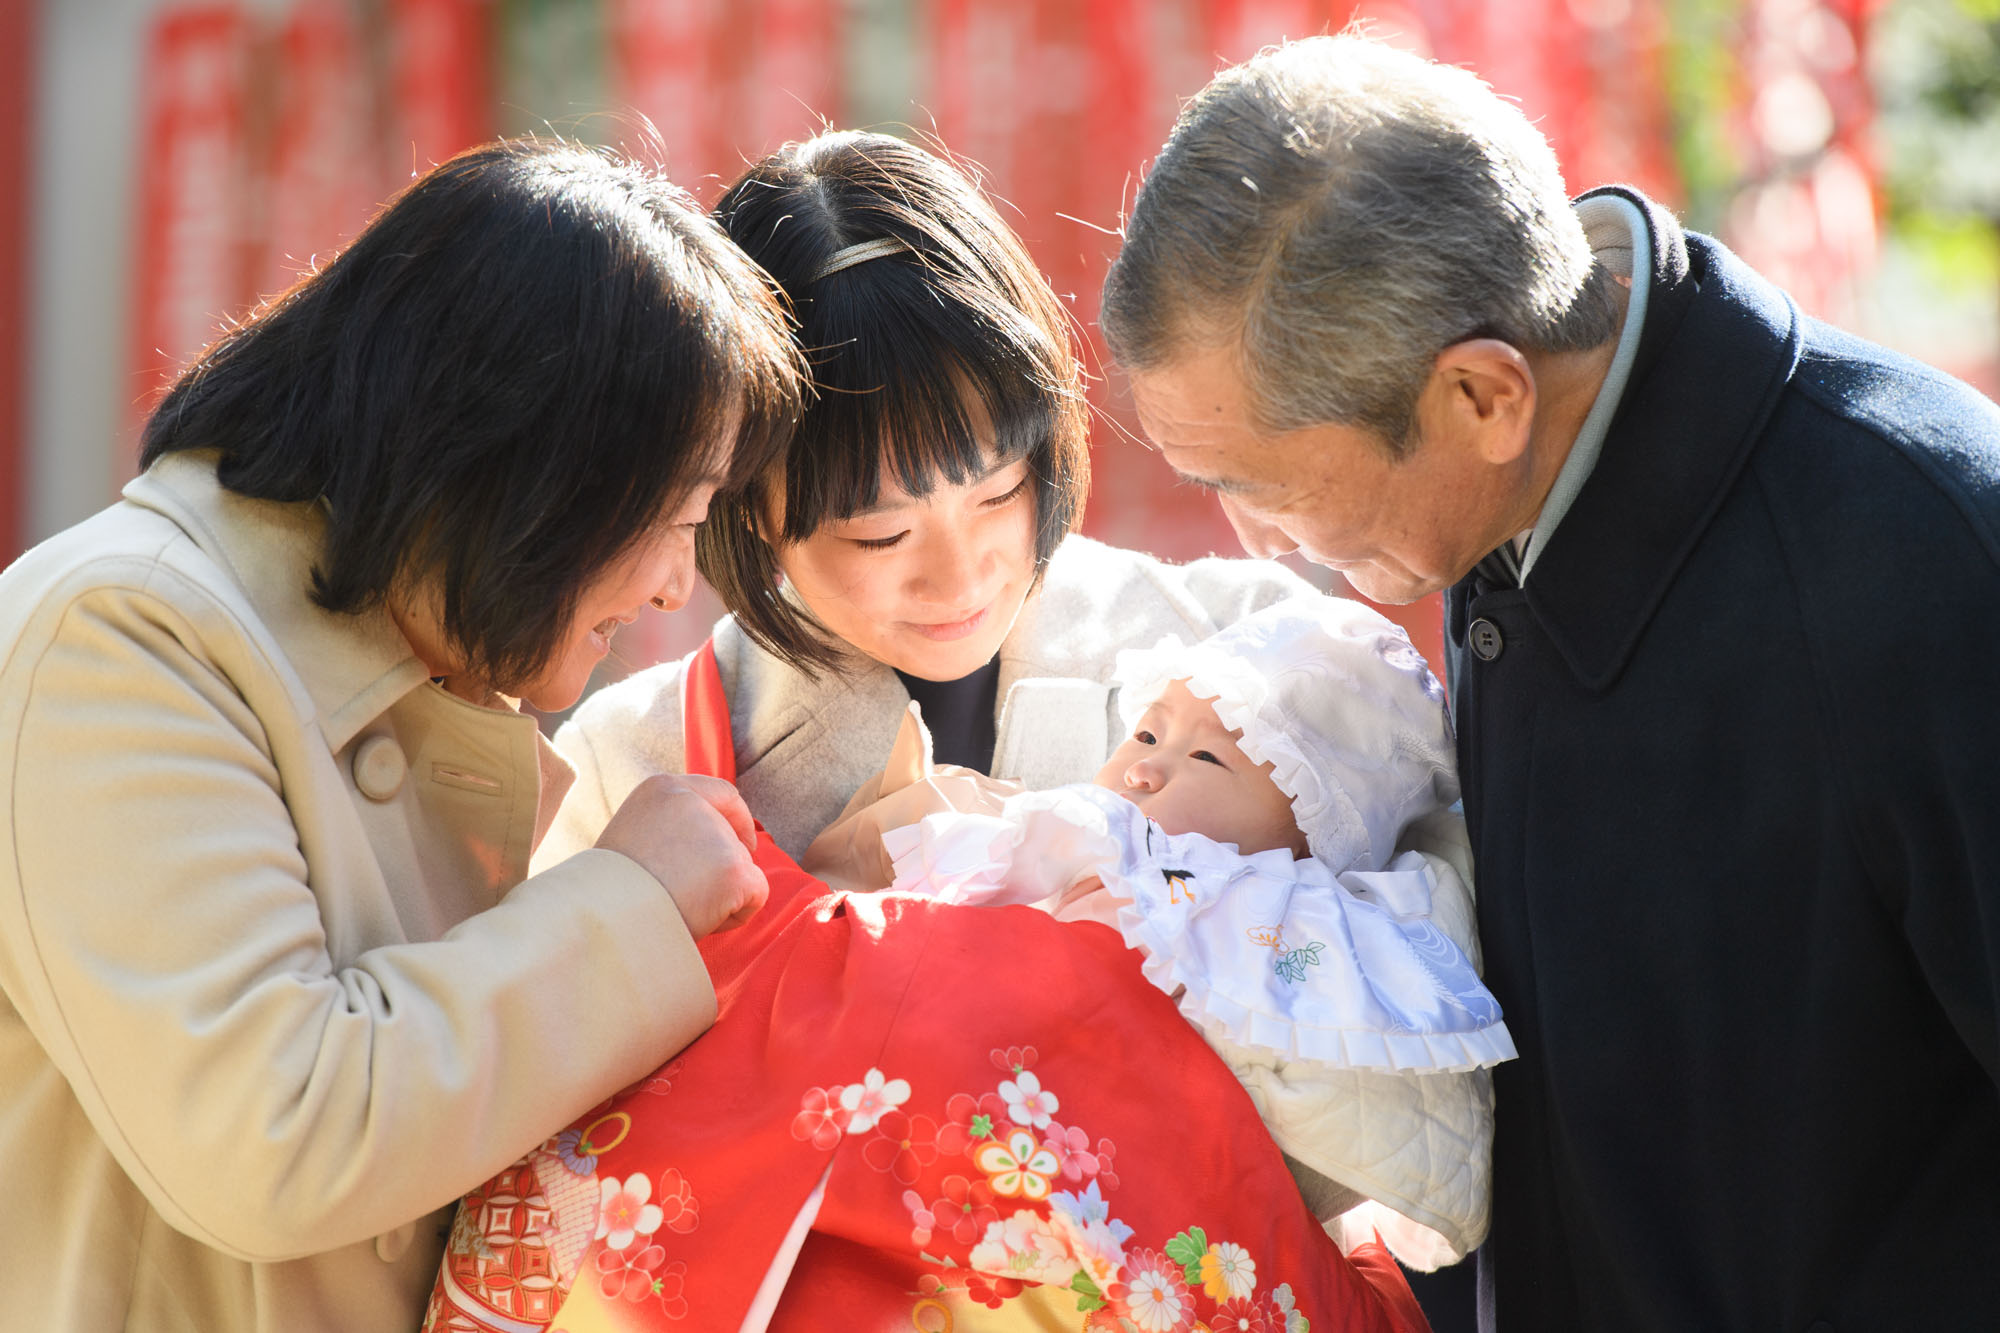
top-left (1040, 1120), bottom-right (1108, 1183)
top-left (864, 1108), bottom-right (941, 1184)
top-left (839, 1068), bottom-right (911, 1133)
top-left (903, 1189), bottom-right (938, 1247)
top-left (937, 1090), bottom-right (1008, 1157)
top-left (594, 1242), bottom-right (668, 1303)
top-left (929, 1174), bottom-right (1001, 1246)
top-left (655, 1167), bottom-right (698, 1235)
top-left (595, 1173), bottom-right (663, 1250)
top-left (990, 1044), bottom-right (1038, 1075)
top-left (999, 1070), bottom-right (1059, 1128)
top-left (591, 1246), bottom-right (688, 1319)
top-left (790, 1085), bottom-right (849, 1150)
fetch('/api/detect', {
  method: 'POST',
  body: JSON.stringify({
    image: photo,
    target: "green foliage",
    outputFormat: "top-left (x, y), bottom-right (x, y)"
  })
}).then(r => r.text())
top-left (1164, 1226), bottom-right (1208, 1282)
top-left (1070, 1270), bottom-right (1106, 1312)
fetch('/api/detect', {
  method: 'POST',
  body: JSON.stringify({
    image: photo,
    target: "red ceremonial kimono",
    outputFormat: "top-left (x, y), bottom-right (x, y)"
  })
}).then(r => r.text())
top-left (423, 643), bottom-right (1427, 1333)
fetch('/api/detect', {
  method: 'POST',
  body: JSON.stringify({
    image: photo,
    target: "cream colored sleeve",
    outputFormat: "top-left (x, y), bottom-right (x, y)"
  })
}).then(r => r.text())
top-left (0, 582), bottom-right (714, 1263)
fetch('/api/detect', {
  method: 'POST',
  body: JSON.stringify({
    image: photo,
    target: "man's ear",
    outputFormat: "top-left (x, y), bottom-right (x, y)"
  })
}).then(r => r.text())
top-left (1428, 338), bottom-right (1536, 465)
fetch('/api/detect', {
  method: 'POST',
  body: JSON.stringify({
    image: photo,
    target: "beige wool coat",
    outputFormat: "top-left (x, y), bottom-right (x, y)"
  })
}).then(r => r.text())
top-left (0, 453), bottom-right (718, 1332)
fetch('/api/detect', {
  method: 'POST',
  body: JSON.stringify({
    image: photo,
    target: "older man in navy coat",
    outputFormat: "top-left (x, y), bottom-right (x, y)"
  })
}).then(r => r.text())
top-left (1102, 33), bottom-right (2000, 1333)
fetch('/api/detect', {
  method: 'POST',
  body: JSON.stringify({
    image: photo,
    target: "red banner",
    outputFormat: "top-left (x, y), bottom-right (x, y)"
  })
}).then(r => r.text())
top-left (611, 0), bottom-right (724, 194)
top-left (128, 3), bottom-right (256, 454)
top-left (742, 0), bottom-right (837, 161)
top-left (259, 0), bottom-right (380, 302)
top-left (386, 0), bottom-right (493, 178)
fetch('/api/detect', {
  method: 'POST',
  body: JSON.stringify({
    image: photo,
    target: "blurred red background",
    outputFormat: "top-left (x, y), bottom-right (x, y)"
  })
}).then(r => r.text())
top-left (11, 0), bottom-right (1989, 707)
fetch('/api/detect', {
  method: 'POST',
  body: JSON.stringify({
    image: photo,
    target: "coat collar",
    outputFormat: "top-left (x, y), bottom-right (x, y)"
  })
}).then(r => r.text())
top-left (123, 452), bottom-right (432, 751)
top-left (1508, 186), bottom-right (1804, 693)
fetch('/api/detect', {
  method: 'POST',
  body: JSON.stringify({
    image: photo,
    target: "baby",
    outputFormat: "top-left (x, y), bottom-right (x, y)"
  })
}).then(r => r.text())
top-left (859, 595), bottom-right (1514, 1269)
top-left (425, 597), bottom-right (1492, 1333)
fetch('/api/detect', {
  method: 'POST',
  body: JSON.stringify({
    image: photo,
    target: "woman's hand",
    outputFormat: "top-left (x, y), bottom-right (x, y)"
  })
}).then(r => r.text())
top-left (801, 766), bottom-right (1023, 890)
top-left (595, 774), bottom-right (767, 936)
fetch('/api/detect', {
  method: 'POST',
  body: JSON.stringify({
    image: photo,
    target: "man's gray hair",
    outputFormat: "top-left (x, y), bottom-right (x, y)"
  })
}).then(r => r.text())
top-left (1102, 35), bottom-right (1618, 454)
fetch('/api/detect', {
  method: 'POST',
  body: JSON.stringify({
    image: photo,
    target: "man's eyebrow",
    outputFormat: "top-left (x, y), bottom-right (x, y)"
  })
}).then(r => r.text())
top-left (1172, 469), bottom-right (1257, 497)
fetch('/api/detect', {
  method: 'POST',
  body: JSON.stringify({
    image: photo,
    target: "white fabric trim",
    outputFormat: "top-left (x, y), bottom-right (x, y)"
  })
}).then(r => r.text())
top-left (736, 1165), bottom-right (832, 1333)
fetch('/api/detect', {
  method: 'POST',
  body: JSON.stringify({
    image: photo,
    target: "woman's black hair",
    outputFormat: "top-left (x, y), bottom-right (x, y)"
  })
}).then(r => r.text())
top-left (700, 130), bottom-right (1090, 675)
top-left (140, 137), bottom-right (804, 691)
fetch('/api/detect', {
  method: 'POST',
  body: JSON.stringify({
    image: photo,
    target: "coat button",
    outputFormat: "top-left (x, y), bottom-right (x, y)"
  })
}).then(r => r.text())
top-left (1468, 617), bottom-right (1504, 661)
top-left (352, 734), bottom-right (407, 801)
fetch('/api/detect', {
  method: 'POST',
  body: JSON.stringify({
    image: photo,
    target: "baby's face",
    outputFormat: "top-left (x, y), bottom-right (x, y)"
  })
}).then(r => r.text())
top-left (1093, 679), bottom-right (1308, 858)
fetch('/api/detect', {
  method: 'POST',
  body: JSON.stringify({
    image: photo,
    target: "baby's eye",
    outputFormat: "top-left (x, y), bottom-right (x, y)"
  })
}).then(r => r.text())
top-left (1133, 730), bottom-right (1156, 746)
top-left (1190, 749), bottom-right (1227, 768)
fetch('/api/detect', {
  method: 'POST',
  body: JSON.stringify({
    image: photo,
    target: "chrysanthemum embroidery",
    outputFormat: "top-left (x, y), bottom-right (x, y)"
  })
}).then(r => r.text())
top-left (1247, 924), bottom-right (1324, 985)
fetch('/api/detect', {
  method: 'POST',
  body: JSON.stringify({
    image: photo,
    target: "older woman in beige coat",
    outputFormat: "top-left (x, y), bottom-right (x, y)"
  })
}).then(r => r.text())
top-left (0, 140), bottom-right (804, 1332)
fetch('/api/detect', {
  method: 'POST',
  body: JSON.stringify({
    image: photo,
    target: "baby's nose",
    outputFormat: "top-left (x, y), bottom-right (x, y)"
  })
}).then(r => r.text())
top-left (1123, 759), bottom-right (1162, 790)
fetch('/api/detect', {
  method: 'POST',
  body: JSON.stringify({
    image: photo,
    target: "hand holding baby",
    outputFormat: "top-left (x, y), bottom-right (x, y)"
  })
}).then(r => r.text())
top-left (800, 703), bottom-right (1022, 890)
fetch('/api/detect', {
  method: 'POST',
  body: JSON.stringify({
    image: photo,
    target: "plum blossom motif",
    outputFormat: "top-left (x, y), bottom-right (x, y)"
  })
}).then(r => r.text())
top-left (902, 1188), bottom-right (937, 1247)
top-left (1040, 1120), bottom-right (1109, 1183)
top-left (1112, 1246), bottom-right (1196, 1332)
top-left (937, 1090), bottom-right (1009, 1157)
top-left (990, 1045), bottom-right (1038, 1074)
top-left (999, 1070), bottom-right (1059, 1129)
top-left (974, 1127), bottom-right (1062, 1200)
top-left (656, 1167), bottom-right (699, 1234)
top-left (1199, 1240), bottom-right (1257, 1302)
top-left (963, 1273), bottom-right (1024, 1309)
top-left (968, 1211), bottom-right (1084, 1286)
top-left (838, 1068), bottom-right (911, 1133)
top-left (929, 1174), bottom-right (1001, 1246)
top-left (594, 1242), bottom-right (667, 1302)
top-left (595, 1173), bottom-right (663, 1250)
top-left (862, 1109), bottom-right (940, 1185)
top-left (790, 1086), bottom-right (849, 1150)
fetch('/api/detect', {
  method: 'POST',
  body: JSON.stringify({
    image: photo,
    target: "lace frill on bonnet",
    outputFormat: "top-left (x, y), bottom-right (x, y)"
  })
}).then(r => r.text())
top-left (1112, 596), bottom-right (1458, 873)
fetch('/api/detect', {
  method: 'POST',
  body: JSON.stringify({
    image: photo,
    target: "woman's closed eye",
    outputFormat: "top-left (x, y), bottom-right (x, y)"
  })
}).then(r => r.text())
top-left (849, 530), bottom-right (908, 551)
top-left (983, 475), bottom-right (1031, 508)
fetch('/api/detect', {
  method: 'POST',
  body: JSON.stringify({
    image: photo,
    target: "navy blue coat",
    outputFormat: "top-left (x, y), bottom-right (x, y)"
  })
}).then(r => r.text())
top-left (1447, 189), bottom-right (2000, 1331)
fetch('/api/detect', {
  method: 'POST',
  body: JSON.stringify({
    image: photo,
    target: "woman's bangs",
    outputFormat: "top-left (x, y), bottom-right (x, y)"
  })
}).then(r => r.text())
top-left (778, 293), bottom-right (1054, 542)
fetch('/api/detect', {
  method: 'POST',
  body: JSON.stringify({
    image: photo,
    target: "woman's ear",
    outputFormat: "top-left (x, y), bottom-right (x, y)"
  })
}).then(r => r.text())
top-left (1427, 338), bottom-right (1536, 466)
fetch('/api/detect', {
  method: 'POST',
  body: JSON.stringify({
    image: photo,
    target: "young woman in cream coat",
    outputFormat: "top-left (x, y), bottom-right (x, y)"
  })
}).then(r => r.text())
top-left (0, 141), bottom-right (803, 1333)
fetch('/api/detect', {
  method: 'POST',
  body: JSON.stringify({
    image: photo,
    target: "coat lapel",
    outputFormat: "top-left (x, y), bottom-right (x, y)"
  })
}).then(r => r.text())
top-left (1517, 193), bottom-right (1805, 693)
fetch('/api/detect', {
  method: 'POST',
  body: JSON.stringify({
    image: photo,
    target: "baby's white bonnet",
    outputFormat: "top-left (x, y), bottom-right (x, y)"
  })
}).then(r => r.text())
top-left (1113, 595), bottom-right (1458, 871)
